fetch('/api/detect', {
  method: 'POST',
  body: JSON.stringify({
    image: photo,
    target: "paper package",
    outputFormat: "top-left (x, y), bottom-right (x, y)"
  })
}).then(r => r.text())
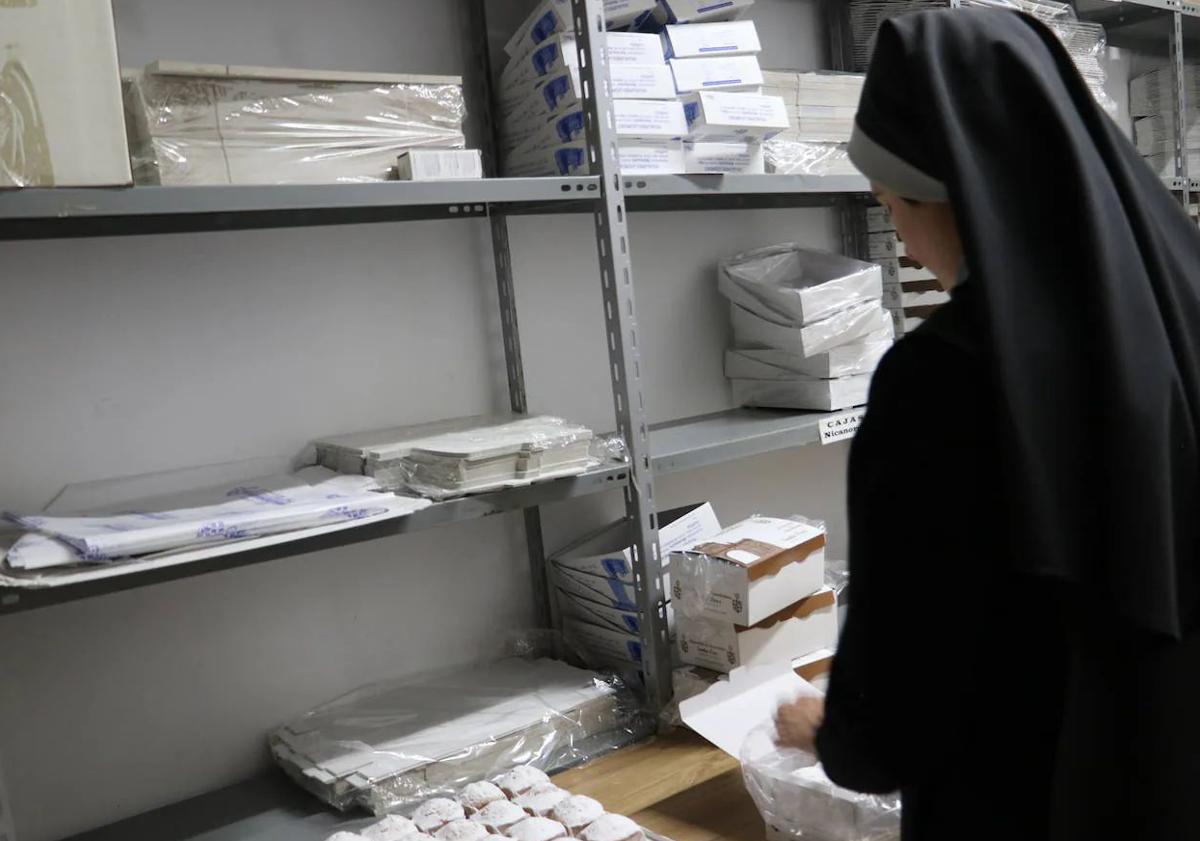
top-left (661, 21), bottom-right (762, 59)
top-left (670, 56), bottom-right (764, 93)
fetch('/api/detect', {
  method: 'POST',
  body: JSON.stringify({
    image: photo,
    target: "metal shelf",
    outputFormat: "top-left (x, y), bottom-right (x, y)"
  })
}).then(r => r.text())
top-left (0, 463), bottom-right (629, 615)
top-left (0, 178), bottom-right (603, 239)
top-left (650, 408), bottom-right (856, 475)
top-left (624, 173), bottom-right (870, 212)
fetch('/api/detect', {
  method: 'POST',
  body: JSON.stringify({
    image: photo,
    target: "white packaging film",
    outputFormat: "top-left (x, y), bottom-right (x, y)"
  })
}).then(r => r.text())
top-left (725, 334), bottom-right (891, 380)
top-left (684, 141), bottom-right (766, 174)
top-left (764, 140), bottom-right (859, 176)
top-left (397, 150), bottom-right (483, 181)
top-left (661, 21), bottom-right (762, 59)
top-left (682, 91), bottom-right (789, 140)
top-left (653, 0), bottom-right (756, 25)
top-left (669, 56), bottom-right (764, 93)
top-left (731, 375), bottom-right (872, 412)
top-left (671, 515), bottom-right (827, 625)
top-left (731, 301), bottom-right (893, 359)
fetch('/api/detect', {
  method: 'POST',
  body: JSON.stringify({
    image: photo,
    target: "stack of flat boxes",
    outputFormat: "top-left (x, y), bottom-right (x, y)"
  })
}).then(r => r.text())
top-left (760, 71), bottom-right (864, 175)
top-left (868, 207), bottom-right (949, 337)
top-left (1130, 67), bottom-right (1200, 179)
top-left (671, 516), bottom-right (838, 673)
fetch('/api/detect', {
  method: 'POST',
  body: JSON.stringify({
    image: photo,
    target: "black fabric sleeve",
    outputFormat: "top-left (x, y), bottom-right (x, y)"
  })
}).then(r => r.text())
top-left (815, 331), bottom-right (998, 794)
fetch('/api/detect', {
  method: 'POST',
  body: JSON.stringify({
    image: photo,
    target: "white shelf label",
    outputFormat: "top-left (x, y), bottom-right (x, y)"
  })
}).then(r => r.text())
top-left (818, 410), bottom-right (865, 445)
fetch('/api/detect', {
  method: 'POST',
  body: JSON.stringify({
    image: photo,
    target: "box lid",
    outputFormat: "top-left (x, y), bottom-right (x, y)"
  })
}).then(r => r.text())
top-left (737, 587), bottom-right (836, 632)
top-left (692, 516), bottom-right (826, 581)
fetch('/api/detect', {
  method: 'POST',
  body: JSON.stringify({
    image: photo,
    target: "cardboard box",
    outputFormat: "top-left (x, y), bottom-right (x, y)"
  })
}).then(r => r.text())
top-left (732, 375), bottom-right (871, 412)
top-left (670, 56), bottom-right (764, 93)
top-left (793, 648), bottom-right (834, 693)
top-left (506, 138), bottom-right (685, 176)
top-left (564, 616), bottom-right (646, 667)
top-left (505, 64), bottom-right (677, 126)
top-left (725, 334), bottom-right (891, 380)
top-left (682, 92), bottom-right (788, 140)
top-left (731, 300), bottom-right (893, 359)
top-left (684, 140), bottom-right (766, 174)
top-left (606, 0), bottom-right (661, 29)
top-left (505, 0), bottom-right (572, 58)
top-left (671, 515), bottom-right (826, 625)
top-left (676, 587), bottom-right (838, 672)
top-left (507, 99), bottom-right (686, 163)
top-left (501, 32), bottom-right (667, 106)
top-left (0, 0), bottom-right (131, 187)
top-left (551, 502), bottom-right (721, 583)
top-left (883, 286), bottom-right (950, 310)
top-left (396, 149), bottom-right (482, 181)
top-left (653, 0), bottom-right (756, 25)
top-left (560, 589), bottom-right (651, 635)
top-left (556, 565), bottom-right (643, 611)
top-left (662, 21), bottom-right (761, 59)
top-left (795, 71), bottom-right (864, 107)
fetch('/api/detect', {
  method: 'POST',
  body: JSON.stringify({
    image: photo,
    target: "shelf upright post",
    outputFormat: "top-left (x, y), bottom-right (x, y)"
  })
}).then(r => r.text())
top-left (1170, 9), bottom-right (1193, 210)
top-left (463, 0), bottom-right (554, 628)
top-left (822, 0), bottom-right (872, 262)
top-left (570, 0), bottom-right (670, 711)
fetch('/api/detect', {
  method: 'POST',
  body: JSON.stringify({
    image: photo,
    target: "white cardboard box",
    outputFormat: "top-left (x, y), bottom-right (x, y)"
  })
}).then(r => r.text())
top-left (654, 0), bottom-right (756, 25)
top-left (501, 32), bottom-right (667, 103)
top-left (725, 335), bottom-right (891, 380)
top-left (607, 0), bottom-right (661, 28)
top-left (505, 64), bottom-right (677, 127)
top-left (505, 0), bottom-right (572, 58)
top-left (732, 375), bottom-right (872, 412)
top-left (731, 300), bottom-right (893, 359)
top-left (396, 149), bottom-right (482, 181)
top-left (671, 515), bottom-right (826, 625)
top-left (670, 56), bottom-right (764, 93)
top-left (676, 587), bottom-right (838, 672)
top-left (551, 502), bottom-right (721, 583)
top-left (662, 21), bottom-right (761, 59)
top-left (564, 616), bottom-right (646, 667)
top-left (0, 0), bottom-right (131, 187)
top-left (555, 564), bottom-right (646, 611)
top-left (684, 140), bottom-right (766, 173)
top-left (508, 99), bottom-right (686, 162)
top-left (682, 92), bottom-right (788, 140)
top-left (558, 588), bottom-right (669, 636)
top-left (506, 138), bottom-right (685, 177)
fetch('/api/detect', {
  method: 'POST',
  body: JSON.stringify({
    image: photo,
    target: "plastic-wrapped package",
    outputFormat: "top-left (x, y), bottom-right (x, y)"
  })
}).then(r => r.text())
top-left (765, 140), bottom-right (859, 176)
top-left (270, 657), bottom-right (653, 815)
top-left (720, 246), bottom-right (883, 327)
top-left (732, 375), bottom-right (872, 412)
top-left (731, 299), bottom-right (893, 359)
top-left (741, 724), bottom-right (900, 841)
top-left (725, 332), bottom-right (891, 380)
top-left (124, 62), bottom-right (466, 186)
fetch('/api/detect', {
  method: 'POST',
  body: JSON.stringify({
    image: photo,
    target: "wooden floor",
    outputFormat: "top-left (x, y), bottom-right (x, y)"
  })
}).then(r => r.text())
top-left (554, 732), bottom-right (764, 841)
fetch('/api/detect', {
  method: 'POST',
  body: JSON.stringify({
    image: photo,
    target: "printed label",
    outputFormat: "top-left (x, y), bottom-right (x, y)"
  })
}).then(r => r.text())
top-left (818, 410), bottom-right (866, 445)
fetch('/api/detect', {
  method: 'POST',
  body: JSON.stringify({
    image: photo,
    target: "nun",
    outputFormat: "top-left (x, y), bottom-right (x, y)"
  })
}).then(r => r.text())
top-left (773, 8), bottom-right (1200, 840)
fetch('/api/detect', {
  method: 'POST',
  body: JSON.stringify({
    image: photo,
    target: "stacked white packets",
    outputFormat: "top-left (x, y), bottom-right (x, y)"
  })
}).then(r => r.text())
top-left (1130, 67), bottom-right (1200, 179)
top-left (760, 70), bottom-right (865, 176)
top-left (866, 207), bottom-right (950, 338)
top-left (719, 245), bottom-right (893, 411)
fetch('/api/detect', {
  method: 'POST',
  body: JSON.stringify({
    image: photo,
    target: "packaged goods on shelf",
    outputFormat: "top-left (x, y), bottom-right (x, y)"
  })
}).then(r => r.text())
top-left (270, 658), bottom-right (650, 815)
top-left (761, 70), bottom-right (865, 109)
top-left (719, 245), bottom-right (884, 326)
top-left (669, 56), bottom-right (765, 93)
top-left (671, 515), bottom-right (826, 625)
top-left (684, 140), bottom-right (766, 173)
top-left (313, 415), bottom-right (598, 498)
top-left (503, 65), bottom-right (677, 129)
top-left (742, 724), bottom-right (901, 841)
top-left (1134, 116), bottom-right (1200, 158)
top-left (606, 0), bottom-right (661, 28)
top-left (508, 100), bottom-right (687, 161)
top-left (2, 466), bottom-right (426, 571)
top-left (661, 21), bottom-right (762, 59)
top-left (725, 332), bottom-right (892, 380)
top-left (0, 0), bottom-right (131, 187)
top-left (555, 564), bottom-right (646, 611)
top-left (501, 32), bottom-right (666, 96)
top-left (563, 616), bottom-right (647, 668)
top-left (551, 503), bottom-right (721, 583)
top-left (731, 374), bottom-right (872, 411)
top-left (676, 587), bottom-right (838, 672)
top-left (124, 62), bottom-right (466, 186)
top-left (764, 140), bottom-right (859, 176)
top-left (1129, 67), bottom-right (1200, 117)
top-left (397, 149), bottom-right (483, 181)
top-left (682, 92), bottom-right (789, 140)
top-left (651, 0), bottom-right (756, 26)
top-left (731, 300), bottom-right (893, 359)
top-left (506, 138), bottom-right (686, 177)
top-left (867, 231), bottom-right (905, 260)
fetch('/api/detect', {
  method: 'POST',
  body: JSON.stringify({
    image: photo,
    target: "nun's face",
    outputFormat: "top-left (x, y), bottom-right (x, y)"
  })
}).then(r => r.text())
top-left (872, 185), bottom-right (963, 290)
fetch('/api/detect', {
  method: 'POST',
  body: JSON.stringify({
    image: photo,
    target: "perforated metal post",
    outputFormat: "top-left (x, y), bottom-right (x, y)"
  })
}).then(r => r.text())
top-left (1170, 10), bottom-right (1193, 209)
top-left (571, 0), bottom-right (670, 711)
top-left (465, 0), bottom-right (553, 627)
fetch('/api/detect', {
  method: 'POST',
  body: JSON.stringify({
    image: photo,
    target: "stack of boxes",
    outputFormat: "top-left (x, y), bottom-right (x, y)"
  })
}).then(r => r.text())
top-left (868, 208), bottom-right (950, 337)
top-left (671, 516), bottom-right (838, 672)
top-left (760, 71), bottom-right (865, 176)
top-left (1130, 67), bottom-right (1200, 179)
top-left (720, 245), bottom-right (893, 412)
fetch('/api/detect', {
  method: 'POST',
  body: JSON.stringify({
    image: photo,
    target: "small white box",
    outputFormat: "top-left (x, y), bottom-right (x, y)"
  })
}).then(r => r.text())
top-left (0, 0), bottom-right (131, 187)
top-left (396, 149), bottom-right (482, 181)
top-left (676, 587), bottom-right (839, 673)
top-left (682, 91), bottom-right (788, 140)
top-left (505, 64), bottom-right (677, 125)
top-left (795, 71), bottom-right (865, 107)
top-left (606, 0), bottom-right (661, 29)
top-left (684, 140), bottom-right (766, 173)
top-left (550, 502), bottom-right (721, 583)
top-left (662, 20), bottom-right (761, 59)
top-left (732, 375), bottom-right (872, 412)
top-left (671, 515), bottom-right (826, 625)
top-left (505, 0), bottom-right (572, 58)
top-left (654, 0), bottom-right (755, 25)
top-left (725, 334), bottom-right (891, 380)
top-left (564, 616), bottom-right (646, 667)
top-left (731, 300), bottom-right (892, 358)
top-left (670, 56), bottom-right (764, 93)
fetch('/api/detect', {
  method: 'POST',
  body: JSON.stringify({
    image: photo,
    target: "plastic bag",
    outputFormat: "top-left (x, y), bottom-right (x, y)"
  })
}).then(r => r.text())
top-left (765, 140), bottom-right (860, 176)
top-left (731, 299), bottom-right (893, 359)
top-left (741, 723), bottom-right (901, 841)
top-left (270, 656), bottom-right (653, 815)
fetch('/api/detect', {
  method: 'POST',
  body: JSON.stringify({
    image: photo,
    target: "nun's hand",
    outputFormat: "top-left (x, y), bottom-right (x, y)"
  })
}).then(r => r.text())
top-left (774, 696), bottom-right (825, 755)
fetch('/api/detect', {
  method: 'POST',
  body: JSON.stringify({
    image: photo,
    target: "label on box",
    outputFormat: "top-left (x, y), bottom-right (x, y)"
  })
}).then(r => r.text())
top-left (695, 517), bottom-right (824, 567)
top-left (670, 55), bottom-right (763, 93)
top-left (605, 31), bottom-right (667, 64)
top-left (663, 20), bottom-right (761, 58)
top-left (683, 91), bottom-right (788, 138)
top-left (818, 410), bottom-right (865, 445)
top-left (611, 64), bottom-right (678, 99)
top-left (684, 141), bottom-right (765, 174)
top-left (656, 0), bottom-right (756, 24)
top-left (398, 149), bottom-right (483, 181)
top-left (618, 99), bottom-right (688, 137)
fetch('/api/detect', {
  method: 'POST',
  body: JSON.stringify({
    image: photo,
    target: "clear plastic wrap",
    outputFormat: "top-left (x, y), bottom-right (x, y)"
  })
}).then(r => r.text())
top-left (719, 245), bottom-right (884, 327)
top-left (731, 375), bottom-right (872, 412)
top-left (765, 140), bottom-right (859, 176)
top-left (270, 656), bottom-right (653, 816)
top-left (742, 724), bottom-right (900, 841)
top-left (724, 333), bottom-right (892, 380)
top-left (124, 64), bottom-right (466, 186)
top-left (731, 299), bottom-right (893, 359)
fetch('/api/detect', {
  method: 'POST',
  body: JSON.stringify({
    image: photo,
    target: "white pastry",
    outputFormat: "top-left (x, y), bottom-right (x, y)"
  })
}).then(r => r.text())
top-left (514, 785), bottom-right (569, 818)
top-left (496, 766), bottom-right (551, 797)
top-left (459, 781), bottom-right (507, 814)
top-left (471, 800), bottom-right (529, 833)
top-left (579, 815), bottom-right (643, 841)
top-left (508, 817), bottom-right (568, 841)
top-left (551, 795), bottom-right (605, 835)
top-left (414, 798), bottom-right (467, 833)
top-left (436, 820), bottom-right (490, 841)
top-left (363, 815), bottom-right (419, 841)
